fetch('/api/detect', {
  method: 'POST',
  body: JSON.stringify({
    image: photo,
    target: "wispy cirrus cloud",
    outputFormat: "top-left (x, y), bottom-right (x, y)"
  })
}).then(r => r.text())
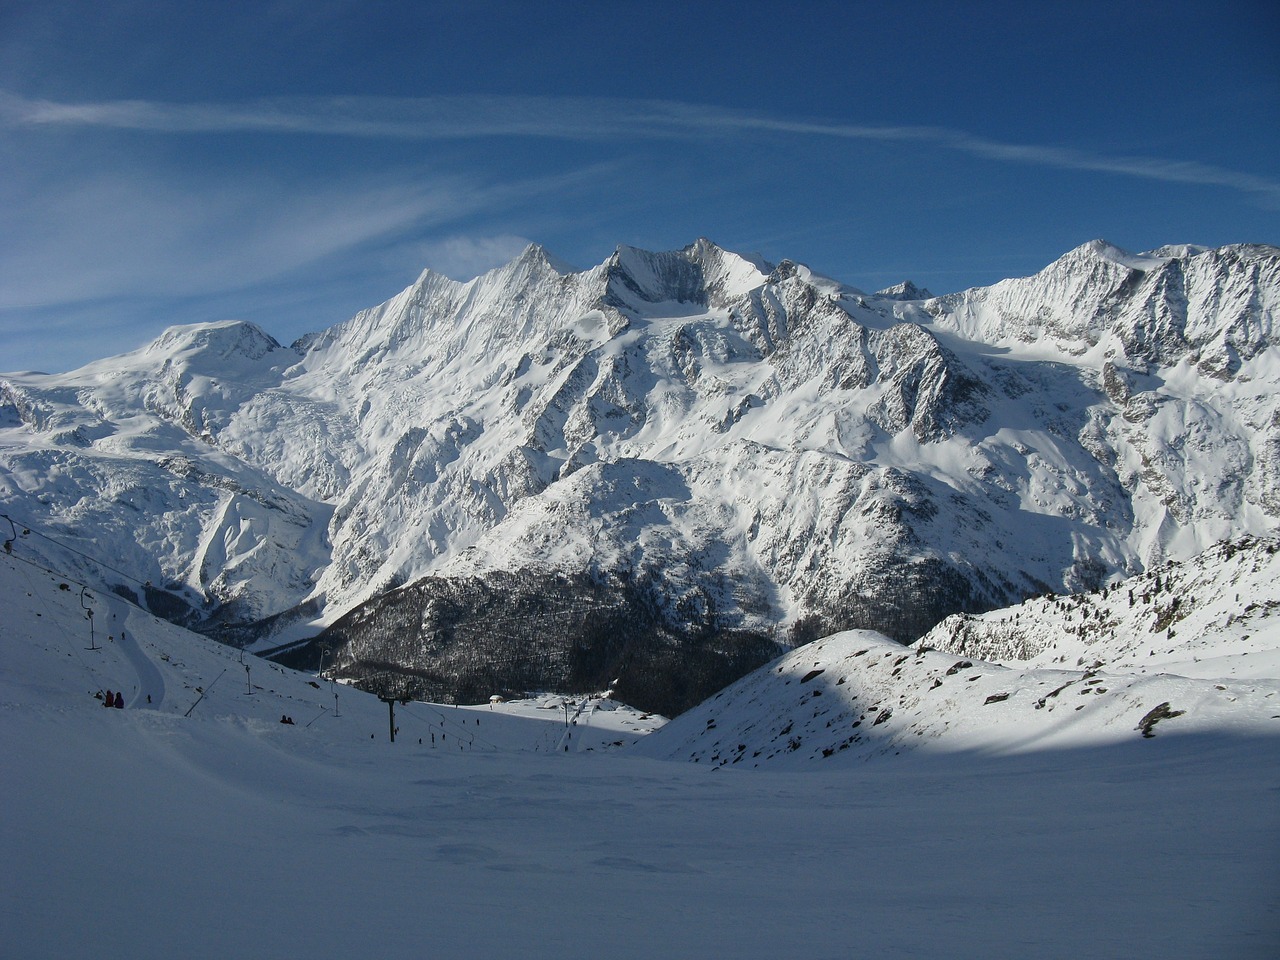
top-left (4, 90), bottom-right (1280, 206)
top-left (0, 171), bottom-right (473, 309)
top-left (409, 234), bottom-right (540, 280)
top-left (0, 157), bottom-right (612, 312)
top-left (0, 156), bottom-right (610, 371)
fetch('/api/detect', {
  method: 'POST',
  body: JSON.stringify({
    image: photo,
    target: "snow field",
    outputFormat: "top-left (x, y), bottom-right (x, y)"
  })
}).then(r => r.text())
top-left (4, 552), bottom-right (1279, 958)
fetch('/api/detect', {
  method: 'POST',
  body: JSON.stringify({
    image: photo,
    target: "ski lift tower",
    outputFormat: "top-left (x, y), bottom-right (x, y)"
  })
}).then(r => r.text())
top-left (377, 693), bottom-right (410, 743)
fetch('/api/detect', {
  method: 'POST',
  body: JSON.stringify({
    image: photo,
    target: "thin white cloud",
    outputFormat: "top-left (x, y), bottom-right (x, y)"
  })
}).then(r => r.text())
top-left (4, 90), bottom-right (1279, 205)
top-left (411, 234), bottom-right (539, 281)
top-left (0, 172), bottom-right (473, 308)
top-left (0, 91), bottom-right (710, 139)
top-left (938, 130), bottom-right (1280, 206)
top-left (0, 159), bottom-right (612, 312)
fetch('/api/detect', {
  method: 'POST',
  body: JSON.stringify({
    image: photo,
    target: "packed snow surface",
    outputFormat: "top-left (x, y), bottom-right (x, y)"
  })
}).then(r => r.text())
top-left (4, 548), bottom-right (1278, 958)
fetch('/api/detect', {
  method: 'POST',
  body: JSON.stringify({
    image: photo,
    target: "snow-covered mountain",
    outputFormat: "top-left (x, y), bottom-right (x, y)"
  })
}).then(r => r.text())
top-left (635, 534), bottom-right (1280, 766)
top-left (2, 238), bottom-right (1277, 712)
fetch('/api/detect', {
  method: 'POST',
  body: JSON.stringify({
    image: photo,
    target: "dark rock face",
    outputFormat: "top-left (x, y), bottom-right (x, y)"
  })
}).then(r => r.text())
top-left (276, 569), bottom-right (780, 718)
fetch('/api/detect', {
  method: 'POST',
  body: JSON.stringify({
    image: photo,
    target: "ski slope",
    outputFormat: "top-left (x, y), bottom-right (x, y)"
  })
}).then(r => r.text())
top-left (2, 550), bottom-right (1278, 959)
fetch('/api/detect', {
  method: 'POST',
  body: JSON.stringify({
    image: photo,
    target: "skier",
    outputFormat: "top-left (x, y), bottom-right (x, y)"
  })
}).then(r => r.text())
top-left (113, 691), bottom-right (123, 708)
top-left (103, 689), bottom-right (114, 708)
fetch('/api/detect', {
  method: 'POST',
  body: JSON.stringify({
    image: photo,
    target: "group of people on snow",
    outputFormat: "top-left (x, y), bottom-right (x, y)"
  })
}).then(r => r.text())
top-left (98, 689), bottom-right (123, 708)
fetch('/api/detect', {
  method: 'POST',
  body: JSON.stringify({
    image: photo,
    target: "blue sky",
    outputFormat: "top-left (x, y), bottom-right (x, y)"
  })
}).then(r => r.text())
top-left (2, 0), bottom-right (1278, 373)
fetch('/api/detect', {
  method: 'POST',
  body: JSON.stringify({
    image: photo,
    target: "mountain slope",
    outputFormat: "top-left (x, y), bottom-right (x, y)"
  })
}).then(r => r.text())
top-left (918, 535), bottom-right (1280, 679)
top-left (633, 629), bottom-right (1280, 767)
top-left (636, 536), bottom-right (1280, 766)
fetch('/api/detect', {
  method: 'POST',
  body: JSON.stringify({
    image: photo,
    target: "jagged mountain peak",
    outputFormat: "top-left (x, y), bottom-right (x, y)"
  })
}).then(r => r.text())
top-left (397, 242), bottom-right (571, 297)
top-left (1070, 239), bottom-right (1280, 269)
top-left (303, 239), bottom-right (781, 367)
top-left (515, 240), bottom-right (573, 271)
top-left (1028, 238), bottom-right (1167, 279)
top-left (924, 239), bottom-right (1280, 373)
top-left (602, 238), bottom-right (772, 309)
top-left (1040, 238), bottom-right (1279, 281)
top-left (874, 280), bottom-right (933, 301)
top-left (765, 258), bottom-right (864, 302)
top-left (683, 236), bottom-right (773, 278)
top-left (1074, 237), bottom-right (1147, 264)
top-left (1141, 243), bottom-right (1213, 259)
top-left (472, 241), bottom-right (576, 288)
top-left (406, 263), bottom-right (462, 293)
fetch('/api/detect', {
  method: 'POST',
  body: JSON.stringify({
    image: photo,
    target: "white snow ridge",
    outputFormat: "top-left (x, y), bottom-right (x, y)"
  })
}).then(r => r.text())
top-left (2, 239), bottom-right (1279, 958)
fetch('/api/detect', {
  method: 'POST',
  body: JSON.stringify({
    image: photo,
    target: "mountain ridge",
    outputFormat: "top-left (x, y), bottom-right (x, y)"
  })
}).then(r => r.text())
top-left (3, 237), bottom-right (1277, 711)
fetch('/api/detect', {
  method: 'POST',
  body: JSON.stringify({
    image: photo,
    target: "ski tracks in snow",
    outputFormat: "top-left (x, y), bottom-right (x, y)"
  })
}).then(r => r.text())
top-left (102, 592), bottom-right (165, 709)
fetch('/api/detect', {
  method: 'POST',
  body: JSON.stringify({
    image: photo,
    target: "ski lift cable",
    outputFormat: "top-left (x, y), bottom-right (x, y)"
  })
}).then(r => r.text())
top-left (4, 513), bottom-right (295, 695)
top-left (5, 551), bottom-right (106, 692)
top-left (397, 701), bottom-right (501, 751)
top-left (400, 700), bottom-right (500, 749)
top-left (4, 514), bottom-right (359, 705)
top-left (184, 667), bottom-right (227, 717)
top-left (0, 511), bottom-right (156, 590)
top-left (3, 545), bottom-right (185, 670)
top-left (393, 702), bottom-right (478, 746)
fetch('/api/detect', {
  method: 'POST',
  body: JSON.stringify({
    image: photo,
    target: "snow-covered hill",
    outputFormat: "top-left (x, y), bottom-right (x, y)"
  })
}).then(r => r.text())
top-left (2, 535), bottom-right (1280, 960)
top-left (919, 534), bottom-right (1280, 680)
top-left (635, 629), bottom-right (1280, 767)
top-left (636, 537), bottom-right (1280, 767)
top-left (4, 531), bottom-right (1278, 959)
top-left (3, 238), bottom-right (1278, 711)
top-left (0, 548), bottom-right (655, 751)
